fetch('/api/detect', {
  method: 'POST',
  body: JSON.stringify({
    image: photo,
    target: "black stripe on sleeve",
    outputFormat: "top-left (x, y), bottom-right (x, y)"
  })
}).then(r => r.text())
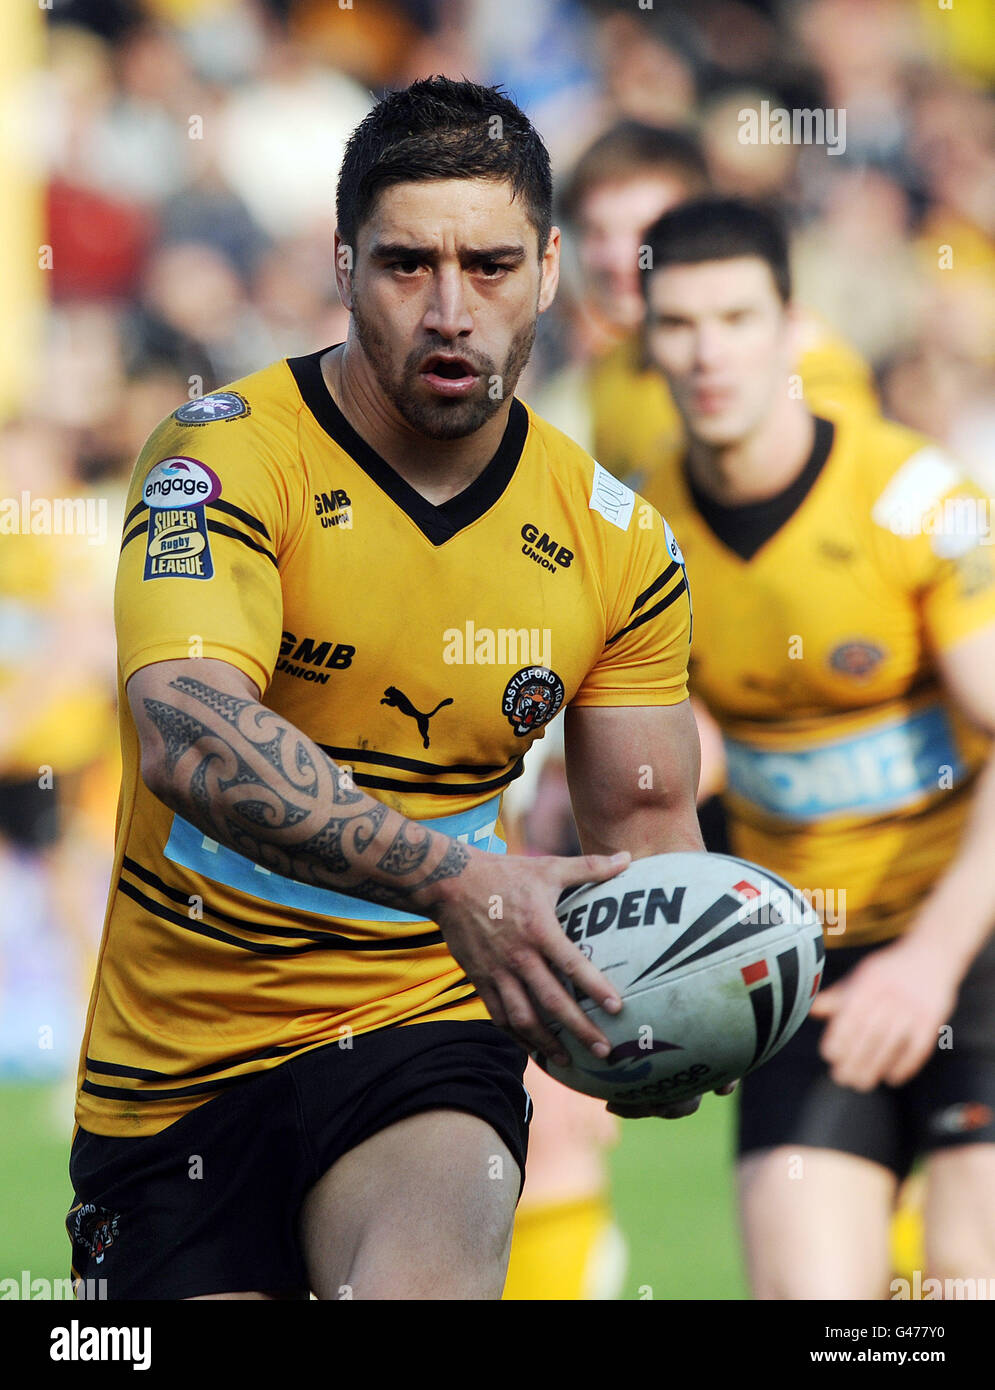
top-left (605, 576), bottom-right (689, 648)
top-left (204, 520), bottom-right (278, 566)
top-left (629, 560), bottom-right (679, 617)
top-left (208, 499), bottom-right (272, 540)
top-left (120, 522), bottom-right (147, 552)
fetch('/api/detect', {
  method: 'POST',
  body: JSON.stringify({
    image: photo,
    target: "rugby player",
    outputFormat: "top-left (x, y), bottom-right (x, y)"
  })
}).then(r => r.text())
top-left (538, 120), bottom-right (877, 493)
top-left (65, 77), bottom-right (714, 1302)
top-left (640, 197), bottom-right (995, 1299)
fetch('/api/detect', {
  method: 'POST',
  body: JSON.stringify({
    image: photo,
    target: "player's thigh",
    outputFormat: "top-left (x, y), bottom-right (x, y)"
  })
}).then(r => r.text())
top-left (923, 1143), bottom-right (995, 1284)
top-left (299, 1108), bottom-right (520, 1301)
top-left (739, 1145), bottom-right (898, 1299)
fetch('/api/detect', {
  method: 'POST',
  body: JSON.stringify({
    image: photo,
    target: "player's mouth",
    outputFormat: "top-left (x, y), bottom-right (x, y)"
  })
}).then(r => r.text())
top-left (419, 354), bottom-right (481, 397)
top-left (691, 385), bottom-right (736, 415)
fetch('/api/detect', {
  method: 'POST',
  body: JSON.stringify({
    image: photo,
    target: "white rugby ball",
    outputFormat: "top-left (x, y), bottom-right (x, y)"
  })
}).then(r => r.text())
top-left (536, 852), bottom-right (824, 1106)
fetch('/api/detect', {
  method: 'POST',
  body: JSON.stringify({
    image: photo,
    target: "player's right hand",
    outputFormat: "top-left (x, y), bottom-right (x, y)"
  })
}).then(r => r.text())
top-left (419, 846), bottom-right (631, 1063)
top-left (607, 1079), bottom-right (738, 1120)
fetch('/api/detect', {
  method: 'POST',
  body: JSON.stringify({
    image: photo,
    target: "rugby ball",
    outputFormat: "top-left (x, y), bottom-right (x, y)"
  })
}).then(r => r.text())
top-left (536, 852), bottom-right (824, 1106)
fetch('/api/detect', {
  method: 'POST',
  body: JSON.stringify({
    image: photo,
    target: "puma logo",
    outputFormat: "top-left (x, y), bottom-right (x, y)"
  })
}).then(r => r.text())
top-left (381, 687), bottom-right (454, 748)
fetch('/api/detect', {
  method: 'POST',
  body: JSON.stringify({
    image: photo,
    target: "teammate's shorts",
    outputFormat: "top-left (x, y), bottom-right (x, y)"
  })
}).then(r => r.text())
top-left (66, 1019), bottom-right (531, 1300)
top-left (0, 776), bottom-right (60, 850)
top-left (738, 933), bottom-right (995, 1179)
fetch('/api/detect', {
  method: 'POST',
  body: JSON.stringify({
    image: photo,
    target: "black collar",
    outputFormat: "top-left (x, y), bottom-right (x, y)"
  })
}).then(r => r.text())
top-left (684, 416), bottom-right (835, 561)
top-left (287, 346), bottom-right (530, 546)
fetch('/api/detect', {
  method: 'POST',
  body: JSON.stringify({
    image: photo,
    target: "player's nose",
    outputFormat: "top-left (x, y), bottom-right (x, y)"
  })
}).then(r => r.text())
top-left (421, 266), bottom-right (474, 339)
top-left (692, 322), bottom-right (727, 368)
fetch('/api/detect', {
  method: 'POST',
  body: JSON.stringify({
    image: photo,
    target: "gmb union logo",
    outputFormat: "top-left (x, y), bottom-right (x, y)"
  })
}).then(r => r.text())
top-left (173, 391), bottom-right (250, 425)
top-left (502, 666), bottom-right (565, 737)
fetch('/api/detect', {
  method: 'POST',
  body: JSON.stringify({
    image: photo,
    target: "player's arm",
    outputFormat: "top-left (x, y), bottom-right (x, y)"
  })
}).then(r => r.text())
top-left (563, 699), bottom-right (704, 858)
top-left (128, 655), bottom-right (628, 1064)
top-left (563, 698), bottom-right (737, 1119)
top-left (812, 621), bottom-right (995, 1090)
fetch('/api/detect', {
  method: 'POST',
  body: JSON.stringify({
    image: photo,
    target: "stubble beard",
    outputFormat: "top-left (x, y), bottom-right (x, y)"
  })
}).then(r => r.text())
top-left (351, 296), bottom-right (538, 441)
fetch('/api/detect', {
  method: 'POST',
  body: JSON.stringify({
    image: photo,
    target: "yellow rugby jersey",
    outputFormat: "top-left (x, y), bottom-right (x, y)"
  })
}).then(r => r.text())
top-left (644, 414), bottom-right (995, 947)
top-left (76, 348), bottom-right (692, 1137)
top-left (590, 315), bottom-right (878, 493)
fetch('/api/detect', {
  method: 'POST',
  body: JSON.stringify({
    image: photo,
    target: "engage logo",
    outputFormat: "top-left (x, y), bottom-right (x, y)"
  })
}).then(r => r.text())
top-left (142, 457), bottom-right (222, 509)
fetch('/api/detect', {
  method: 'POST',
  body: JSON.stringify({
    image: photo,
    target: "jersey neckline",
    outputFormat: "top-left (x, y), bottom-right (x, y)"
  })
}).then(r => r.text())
top-left (682, 415), bottom-right (835, 562)
top-left (287, 346), bottom-right (530, 546)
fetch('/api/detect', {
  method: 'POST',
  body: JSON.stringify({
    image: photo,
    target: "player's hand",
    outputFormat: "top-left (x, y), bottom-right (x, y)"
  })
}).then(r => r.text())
top-left (606, 1080), bottom-right (738, 1120)
top-left (809, 937), bottom-right (959, 1091)
top-left (422, 846), bottom-right (631, 1063)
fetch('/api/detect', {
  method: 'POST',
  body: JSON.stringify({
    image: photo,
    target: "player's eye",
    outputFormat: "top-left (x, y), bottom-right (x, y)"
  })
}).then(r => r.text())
top-left (477, 262), bottom-right (511, 278)
top-left (390, 259), bottom-right (423, 275)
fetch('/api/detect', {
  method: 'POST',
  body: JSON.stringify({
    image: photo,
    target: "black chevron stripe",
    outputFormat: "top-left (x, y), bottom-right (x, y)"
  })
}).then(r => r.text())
top-left (630, 893), bottom-right (742, 985)
top-left (745, 980), bottom-right (775, 1070)
top-left (664, 909), bottom-right (773, 973)
top-left (764, 944), bottom-right (800, 1062)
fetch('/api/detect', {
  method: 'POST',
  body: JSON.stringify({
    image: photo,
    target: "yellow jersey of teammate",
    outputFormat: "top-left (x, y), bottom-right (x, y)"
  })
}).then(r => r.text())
top-left (644, 411), bottom-right (995, 947)
top-left (75, 348), bottom-right (692, 1138)
top-left (591, 314), bottom-right (878, 493)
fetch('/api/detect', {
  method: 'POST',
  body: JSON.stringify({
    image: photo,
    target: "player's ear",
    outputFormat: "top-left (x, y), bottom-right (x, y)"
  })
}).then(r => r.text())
top-left (333, 229), bottom-right (355, 310)
top-left (538, 226), bottom-right (560, 314)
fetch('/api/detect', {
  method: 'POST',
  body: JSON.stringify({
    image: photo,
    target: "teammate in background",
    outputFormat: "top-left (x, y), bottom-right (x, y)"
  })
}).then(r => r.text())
top-left (537, 121), bottom-right (878, 494)
top-left (641, 196), bottom-right (995, 1298)
top-left (66, 78), bottom-right (715, 1302)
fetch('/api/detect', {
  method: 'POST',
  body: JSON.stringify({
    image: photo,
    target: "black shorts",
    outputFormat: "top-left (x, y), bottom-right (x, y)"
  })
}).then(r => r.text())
top-left (66, 1020), bottom-right (531, 1300)
top-left (738, 934), bottom-right (995, 1179)
top-left (0, 776), bottom-right (60, 850)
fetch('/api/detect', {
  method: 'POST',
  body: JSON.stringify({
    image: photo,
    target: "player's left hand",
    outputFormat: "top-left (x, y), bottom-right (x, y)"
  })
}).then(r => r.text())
top-left (607, 1080), bottom-right (738, 1120)
top-left (809, 937), bottom-right (960, 1091)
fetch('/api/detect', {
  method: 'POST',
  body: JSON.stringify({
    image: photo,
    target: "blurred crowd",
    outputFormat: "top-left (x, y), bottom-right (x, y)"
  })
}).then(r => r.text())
top-left (1, 0), bottom-right (993, 1077)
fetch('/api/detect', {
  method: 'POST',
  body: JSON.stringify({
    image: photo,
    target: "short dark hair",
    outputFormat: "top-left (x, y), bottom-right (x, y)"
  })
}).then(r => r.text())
top-left (559, 122), bottom-right (709, 224)
top-left (640, 197), bottom-right (792, 302)
top-left (336, 76), bottom-right (553, 261)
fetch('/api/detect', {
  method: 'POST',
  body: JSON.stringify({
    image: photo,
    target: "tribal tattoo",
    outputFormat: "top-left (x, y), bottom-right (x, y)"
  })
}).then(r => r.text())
top-left (141, 676), bottom-right (468, 908)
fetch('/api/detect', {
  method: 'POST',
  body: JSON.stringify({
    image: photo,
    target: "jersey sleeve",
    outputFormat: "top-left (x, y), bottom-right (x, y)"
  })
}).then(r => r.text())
top-left (871, 447), bottom-right (995, 653)
top-left (115, 409), bottom-right (303, 697)
top-left (572, 490), bottom-right (692, 707)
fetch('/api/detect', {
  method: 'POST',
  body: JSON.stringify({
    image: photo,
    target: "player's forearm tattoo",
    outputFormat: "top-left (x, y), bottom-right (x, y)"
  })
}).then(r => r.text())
top-left (141, 677), bottom-right (467, 907)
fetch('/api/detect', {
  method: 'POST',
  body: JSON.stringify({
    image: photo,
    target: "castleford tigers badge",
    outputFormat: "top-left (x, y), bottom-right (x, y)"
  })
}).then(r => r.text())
top-left (67, 1202), bottom-right (120, 1265)
top-left (828, 640), bottom-right (885, 678)
top-left (502, 666), bottom-right (565, 737)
